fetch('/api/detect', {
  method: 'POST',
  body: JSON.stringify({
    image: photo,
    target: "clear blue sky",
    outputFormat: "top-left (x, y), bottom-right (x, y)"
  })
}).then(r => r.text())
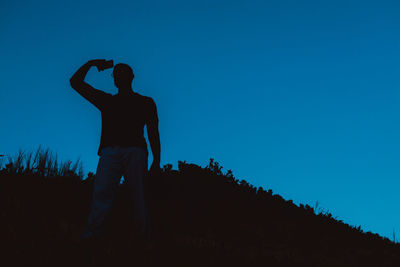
top-left (1, 0), bottom-right (400, 240)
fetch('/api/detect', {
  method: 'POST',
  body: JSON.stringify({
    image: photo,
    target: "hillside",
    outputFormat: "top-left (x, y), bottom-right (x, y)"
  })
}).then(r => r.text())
top-left (1, 147), bottom-right (400, 267)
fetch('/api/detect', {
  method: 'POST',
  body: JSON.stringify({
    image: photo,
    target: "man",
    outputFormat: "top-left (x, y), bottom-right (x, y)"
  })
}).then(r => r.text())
top-left (69, 59), bottom-right (161, 249)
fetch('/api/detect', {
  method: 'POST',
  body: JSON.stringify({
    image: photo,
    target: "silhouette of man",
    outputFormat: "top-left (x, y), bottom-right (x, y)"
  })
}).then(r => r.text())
top-left (69, 59), bottom-right (160, 248)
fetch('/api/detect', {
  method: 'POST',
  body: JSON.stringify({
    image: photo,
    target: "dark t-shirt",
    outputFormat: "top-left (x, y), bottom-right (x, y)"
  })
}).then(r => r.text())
top-left (79, 88), bottom-right (158, 156)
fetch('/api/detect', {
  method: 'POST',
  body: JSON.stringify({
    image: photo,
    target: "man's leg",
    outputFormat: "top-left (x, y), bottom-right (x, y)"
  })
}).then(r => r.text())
top-left (121, 147), bottom-right (151, 243)
top-left (81, 147), bottom-right (123, 241)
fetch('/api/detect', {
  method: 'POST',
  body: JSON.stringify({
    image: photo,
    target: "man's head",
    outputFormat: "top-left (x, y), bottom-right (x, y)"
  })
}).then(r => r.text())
top-left (112, 63), bottom-right (135, 89)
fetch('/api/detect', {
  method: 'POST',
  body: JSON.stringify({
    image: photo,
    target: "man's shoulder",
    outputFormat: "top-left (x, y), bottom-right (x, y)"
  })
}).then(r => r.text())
top-left (134, 93), bottom-right (158, 122)
top-left (135, 93), bottom-right (156, 106)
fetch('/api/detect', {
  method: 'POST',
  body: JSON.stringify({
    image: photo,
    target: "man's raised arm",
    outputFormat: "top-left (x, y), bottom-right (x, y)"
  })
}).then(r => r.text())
top-left (69, 59), bottom-right (111, 109)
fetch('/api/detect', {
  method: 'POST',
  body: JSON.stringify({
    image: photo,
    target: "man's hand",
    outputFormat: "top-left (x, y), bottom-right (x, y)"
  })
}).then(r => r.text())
top-left (149, 162), bottom-right (161, 175)
top-left (87, 59), bottom-right (113, 72)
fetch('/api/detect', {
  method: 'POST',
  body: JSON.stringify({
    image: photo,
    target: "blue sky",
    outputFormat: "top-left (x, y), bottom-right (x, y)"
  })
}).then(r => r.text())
top-left (1, 0), bottom-right (400, 239)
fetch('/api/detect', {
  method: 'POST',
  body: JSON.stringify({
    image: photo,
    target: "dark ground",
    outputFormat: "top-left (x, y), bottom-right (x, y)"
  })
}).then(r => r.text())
top-left (2, 156), bottom-right (400, 267)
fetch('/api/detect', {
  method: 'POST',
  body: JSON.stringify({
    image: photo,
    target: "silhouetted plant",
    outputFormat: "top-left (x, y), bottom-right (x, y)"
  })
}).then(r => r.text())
top-left (206, 158), bottom-right (223, 176)
top-left (162, 163), bottom-right (173, 172)
top-left (86, 171), bottom-right (95, 181)
top-left (177, 160), bottom-right (186, 172)
top-left (1, 146), bottom-right (83, 179)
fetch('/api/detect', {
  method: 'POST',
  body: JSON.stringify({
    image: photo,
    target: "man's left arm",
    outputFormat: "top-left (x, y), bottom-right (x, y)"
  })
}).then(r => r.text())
top-left (146, 99), bottom-right (161, 172)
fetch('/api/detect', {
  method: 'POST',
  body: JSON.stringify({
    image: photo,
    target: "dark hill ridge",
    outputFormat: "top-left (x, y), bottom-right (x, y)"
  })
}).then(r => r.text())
top-left (1, 147), bottom-right (400, 267)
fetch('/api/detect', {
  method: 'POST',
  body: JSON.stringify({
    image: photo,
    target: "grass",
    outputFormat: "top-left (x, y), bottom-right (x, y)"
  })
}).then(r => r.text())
top-left (1, 145), bottom-right (83, 179)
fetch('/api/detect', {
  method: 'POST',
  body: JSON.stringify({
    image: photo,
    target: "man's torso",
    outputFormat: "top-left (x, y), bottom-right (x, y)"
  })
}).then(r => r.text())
top-left (97, 92), bottom-right (154, 156)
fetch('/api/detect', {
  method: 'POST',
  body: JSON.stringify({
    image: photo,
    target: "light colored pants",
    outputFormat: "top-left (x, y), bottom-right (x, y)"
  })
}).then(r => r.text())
top-left (80, 145), bottom-right (151, 242)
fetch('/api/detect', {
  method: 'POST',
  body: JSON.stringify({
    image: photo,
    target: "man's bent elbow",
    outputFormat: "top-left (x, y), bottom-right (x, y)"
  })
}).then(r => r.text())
top-left (69, 77), bottom-right (77, 88)
top-left (69, 77), bottom-right (83, 89)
